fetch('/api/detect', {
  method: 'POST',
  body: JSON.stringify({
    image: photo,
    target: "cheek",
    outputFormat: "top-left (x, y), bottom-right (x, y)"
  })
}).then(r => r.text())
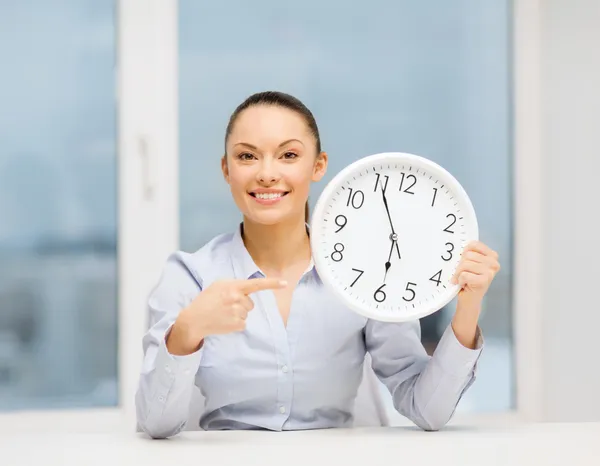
top-left (282, 163), bottom-right (313, 192)
top-left (227, 165), bottom-right (252, 192)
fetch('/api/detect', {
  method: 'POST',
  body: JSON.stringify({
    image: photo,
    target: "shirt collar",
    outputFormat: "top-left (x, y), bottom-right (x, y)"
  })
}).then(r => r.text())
top-left (230, 222), bottom-right (263, 279)
top-left (229, 222), bottom-right (318, 283)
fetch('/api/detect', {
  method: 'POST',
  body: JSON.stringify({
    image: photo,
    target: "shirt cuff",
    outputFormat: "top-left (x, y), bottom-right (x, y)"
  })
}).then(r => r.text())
top-left (155, 325), bottom-right (204, 388)
top-left (432, 323), bottom-right (484, 378)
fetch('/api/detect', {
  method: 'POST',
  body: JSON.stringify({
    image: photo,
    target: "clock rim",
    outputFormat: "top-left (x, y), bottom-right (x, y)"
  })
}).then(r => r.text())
top-left (309, 151), bottom-right (479, 323)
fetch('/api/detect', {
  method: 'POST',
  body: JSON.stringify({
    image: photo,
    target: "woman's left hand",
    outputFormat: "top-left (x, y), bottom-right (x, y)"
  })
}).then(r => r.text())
top-left (451, 241), bottom-right (501, 303)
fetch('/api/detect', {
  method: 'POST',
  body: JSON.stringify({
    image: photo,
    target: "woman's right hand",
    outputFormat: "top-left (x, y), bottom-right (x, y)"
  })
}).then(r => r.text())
top-left (166, 277), bottom-right (287, 355)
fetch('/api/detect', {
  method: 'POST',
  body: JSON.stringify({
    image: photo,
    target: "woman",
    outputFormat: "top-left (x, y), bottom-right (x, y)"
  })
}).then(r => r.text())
top-left (135, 91), bottom-right (501, 438)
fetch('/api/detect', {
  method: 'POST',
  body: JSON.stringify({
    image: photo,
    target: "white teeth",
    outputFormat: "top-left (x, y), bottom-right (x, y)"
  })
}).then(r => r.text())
top-left (255, 192), bottom-right (284, 200)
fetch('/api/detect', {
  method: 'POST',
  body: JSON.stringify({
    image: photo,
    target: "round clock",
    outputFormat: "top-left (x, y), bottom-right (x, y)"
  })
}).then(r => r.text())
top-left (310, 152), bottom-right (479, 323)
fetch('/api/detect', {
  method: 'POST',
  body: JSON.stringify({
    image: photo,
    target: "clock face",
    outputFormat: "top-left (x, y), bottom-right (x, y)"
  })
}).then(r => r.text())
top-left (310, 152), bottom-right (479, 323)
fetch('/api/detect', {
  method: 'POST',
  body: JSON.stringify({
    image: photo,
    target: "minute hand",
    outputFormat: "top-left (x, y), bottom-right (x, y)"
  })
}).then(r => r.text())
top-left (380, 182), bottom-right (401, 260)
top-left (381, 187), bottom-right (397, 235)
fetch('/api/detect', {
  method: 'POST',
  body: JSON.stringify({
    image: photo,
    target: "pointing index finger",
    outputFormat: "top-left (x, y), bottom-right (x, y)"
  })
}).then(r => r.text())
top-left (237, 277), bottom-right (288, 294)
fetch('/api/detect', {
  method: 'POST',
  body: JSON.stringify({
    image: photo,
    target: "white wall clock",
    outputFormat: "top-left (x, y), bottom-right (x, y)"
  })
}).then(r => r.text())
top-left (310, 152), bottom-right (479, 323)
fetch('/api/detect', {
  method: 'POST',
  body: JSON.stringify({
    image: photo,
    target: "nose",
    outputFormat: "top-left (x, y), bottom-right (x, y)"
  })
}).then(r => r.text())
top-left (256, 157), bottom-right (280, 185)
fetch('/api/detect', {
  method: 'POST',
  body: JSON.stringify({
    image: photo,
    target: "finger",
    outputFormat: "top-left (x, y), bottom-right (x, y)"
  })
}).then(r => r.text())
top-left (461, 251), bottom-right (500, 273)
top-left (236, 277), bottom-right (288, 295)
top-left (492, 259), bottom-right (501, 272)
top-left (457, 271), bottom-right (488, 289)
top-left (221, 290), bottom-right (245, 305)
top-left (231, 303), bottom-right (249, 320)
top-left (464, 241), bottom-right (498, 259)
top-left (451, 260), bottom-right (488, 283)
top-left (239, 295), bottom-right (255, 312)
top-left (462, 250), bottom-right (487, 263)
top-left (458, 260), bottom-right (489, 275)
top-left (231, 318), bottom-right (247, 332)
top-left (485, 255), bottom-right (501, 273)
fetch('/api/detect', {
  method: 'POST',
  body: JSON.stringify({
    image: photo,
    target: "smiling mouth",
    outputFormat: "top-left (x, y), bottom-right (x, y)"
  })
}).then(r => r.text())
top-left (249, 192), bottom-right (289, 200)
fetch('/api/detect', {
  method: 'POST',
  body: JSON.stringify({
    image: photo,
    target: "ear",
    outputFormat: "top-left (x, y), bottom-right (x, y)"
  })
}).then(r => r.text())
top-left (312, 152), bottom-right (328, 182)
top-left (221, 155), bottom-right (230, 184)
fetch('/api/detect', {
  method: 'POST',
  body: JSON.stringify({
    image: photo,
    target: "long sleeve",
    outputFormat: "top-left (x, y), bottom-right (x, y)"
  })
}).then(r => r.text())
top-left (365, 319), bottom-right (483, 431)
top-left (135, 252), bottom-right (204, 439)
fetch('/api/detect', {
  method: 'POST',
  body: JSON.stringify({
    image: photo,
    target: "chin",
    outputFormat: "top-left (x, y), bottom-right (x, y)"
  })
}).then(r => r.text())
top-left (245, 211), bottom-right (287, 226)
top-left (244, 206), bottom-right (299, 226)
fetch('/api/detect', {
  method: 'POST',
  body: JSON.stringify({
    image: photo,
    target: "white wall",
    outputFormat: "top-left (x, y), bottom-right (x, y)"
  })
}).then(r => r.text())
top-left (515, 0), bottom-right (600, 422)
top-left (542, 0), bottom-right (600, 422)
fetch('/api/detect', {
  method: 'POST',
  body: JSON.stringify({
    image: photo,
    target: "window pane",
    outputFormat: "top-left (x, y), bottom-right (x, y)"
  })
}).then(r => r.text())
top-left (0, 1), bottom-right (117, 410)
top-left (179, 1), bottom-right (512, 412)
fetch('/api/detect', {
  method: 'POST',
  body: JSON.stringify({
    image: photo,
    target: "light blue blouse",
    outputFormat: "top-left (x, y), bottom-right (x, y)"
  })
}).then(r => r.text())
top-left (135, 224), bottom-right (483, 438)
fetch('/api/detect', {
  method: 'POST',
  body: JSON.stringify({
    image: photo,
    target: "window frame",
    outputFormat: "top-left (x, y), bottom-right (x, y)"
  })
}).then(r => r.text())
top-left (1, 0), bottom-right (545, 431)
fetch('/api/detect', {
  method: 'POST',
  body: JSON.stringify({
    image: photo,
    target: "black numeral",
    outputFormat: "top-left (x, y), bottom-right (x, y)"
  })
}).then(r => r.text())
top-left (399, 173), bottom-right (416, 194)
top-left (403, 282), bottom-right (417, 302)
top-left (441, 242), bottom-right (454, 261)
top-left (331, 243), bottom-right (344, 262)
top-left (431, 188), bottom-right (438, 207)
top-left (374, 173), bottom-right (389, 192)
top-left (443, 214), bottom-right (457, 234)
top-left (346, 188), bottom-right (365, 209)
top-left (429, 270), bottom-right (442, 286)
top-left (350, 268), bottom-right (364, 287)
top-left (335, 214), bottom-right (347, 233)
top-left (374, 284), bottom-right (387, 303)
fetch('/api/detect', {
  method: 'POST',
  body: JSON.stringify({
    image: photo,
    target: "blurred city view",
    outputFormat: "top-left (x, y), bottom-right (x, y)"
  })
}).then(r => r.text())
top-left (1, 0), bottom-right (512, 413)
top-left (0, 1), bottom-right (118, 410)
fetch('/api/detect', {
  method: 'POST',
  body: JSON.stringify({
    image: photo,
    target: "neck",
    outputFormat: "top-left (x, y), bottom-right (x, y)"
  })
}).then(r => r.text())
top-left (241, 215), bottom-right (311, 273)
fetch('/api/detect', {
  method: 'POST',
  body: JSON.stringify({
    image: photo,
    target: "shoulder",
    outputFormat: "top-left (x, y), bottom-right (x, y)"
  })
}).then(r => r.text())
top-left (150, 231), bottom-right (236, 300)
top-left (178, 231), bottom-right (236, 280)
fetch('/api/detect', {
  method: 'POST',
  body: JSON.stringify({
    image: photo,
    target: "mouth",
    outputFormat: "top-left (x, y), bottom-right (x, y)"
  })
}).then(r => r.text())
top-left (248, 190), bottom-right (290, 205)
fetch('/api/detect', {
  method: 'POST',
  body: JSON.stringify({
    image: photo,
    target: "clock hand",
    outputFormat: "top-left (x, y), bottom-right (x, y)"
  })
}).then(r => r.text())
top-left (379, 179), bottom-right (402, 283)
top-left (383, 240), bottom-right (394, 283)
top-left (383, 239), bottom-right (402, 279)
top-left (380, 180), bottom-right (397, 235)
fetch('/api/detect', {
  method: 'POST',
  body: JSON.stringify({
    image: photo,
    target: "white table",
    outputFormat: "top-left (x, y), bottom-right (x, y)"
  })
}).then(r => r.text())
top-left (1, 420), bottom-right (599, 466)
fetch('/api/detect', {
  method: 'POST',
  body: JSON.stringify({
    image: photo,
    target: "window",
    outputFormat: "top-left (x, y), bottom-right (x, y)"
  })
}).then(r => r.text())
top-left (176, 0), bottom-right (513, 414)
top-left (0, 1), bottom-right (117, 410)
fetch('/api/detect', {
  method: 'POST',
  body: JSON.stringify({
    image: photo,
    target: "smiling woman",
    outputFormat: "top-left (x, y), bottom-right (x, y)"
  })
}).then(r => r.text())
top-left (135, 90), bottom-right (500, 438)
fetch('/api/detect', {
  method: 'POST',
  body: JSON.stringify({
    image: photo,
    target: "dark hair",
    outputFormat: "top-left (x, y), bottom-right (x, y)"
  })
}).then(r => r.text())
top-left (224, 91), bottom-right (321, 223)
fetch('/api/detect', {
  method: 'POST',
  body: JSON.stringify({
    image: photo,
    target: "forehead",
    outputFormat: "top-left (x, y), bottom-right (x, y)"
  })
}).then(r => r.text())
top-left (228, 105), bottom-right (311, 146)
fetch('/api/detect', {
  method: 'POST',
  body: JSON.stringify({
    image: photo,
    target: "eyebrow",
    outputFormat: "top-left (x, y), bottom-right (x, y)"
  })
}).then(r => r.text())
top-left (233, 139), bottom-right (305, 150)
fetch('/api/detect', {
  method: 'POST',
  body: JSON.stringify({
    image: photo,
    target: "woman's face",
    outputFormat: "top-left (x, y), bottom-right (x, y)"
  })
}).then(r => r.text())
top-left (222, 105), bottom-right (327, 225)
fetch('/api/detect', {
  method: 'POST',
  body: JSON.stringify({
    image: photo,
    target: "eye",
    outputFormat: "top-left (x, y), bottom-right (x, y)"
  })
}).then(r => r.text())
top-left (237, 152), bottom-right (256, 161)
top-left (282, 151), bottom-right (298, 160)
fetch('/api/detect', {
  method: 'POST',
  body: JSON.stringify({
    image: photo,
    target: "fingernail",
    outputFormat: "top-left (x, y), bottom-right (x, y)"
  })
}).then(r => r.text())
top-left (279, 280), bottom-right (288, 287)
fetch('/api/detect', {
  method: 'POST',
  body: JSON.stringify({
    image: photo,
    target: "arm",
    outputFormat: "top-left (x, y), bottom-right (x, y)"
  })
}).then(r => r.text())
top-left (135, 252), bottom-right (204, 439)
top-left (367, 240), bottom-right (499, 431)
top-left (365, 317), bottom-right (483, 432)
top-left (135, 252), bottom-right (284, 438)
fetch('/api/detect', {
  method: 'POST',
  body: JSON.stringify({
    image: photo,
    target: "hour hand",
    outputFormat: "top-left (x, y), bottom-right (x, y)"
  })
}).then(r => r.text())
top-left (383, 240), bottom-right (400, 282)
top-left (383, 260), bottom-right (391, 283)
top-left (384, 260), bottom-right (391, 276)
